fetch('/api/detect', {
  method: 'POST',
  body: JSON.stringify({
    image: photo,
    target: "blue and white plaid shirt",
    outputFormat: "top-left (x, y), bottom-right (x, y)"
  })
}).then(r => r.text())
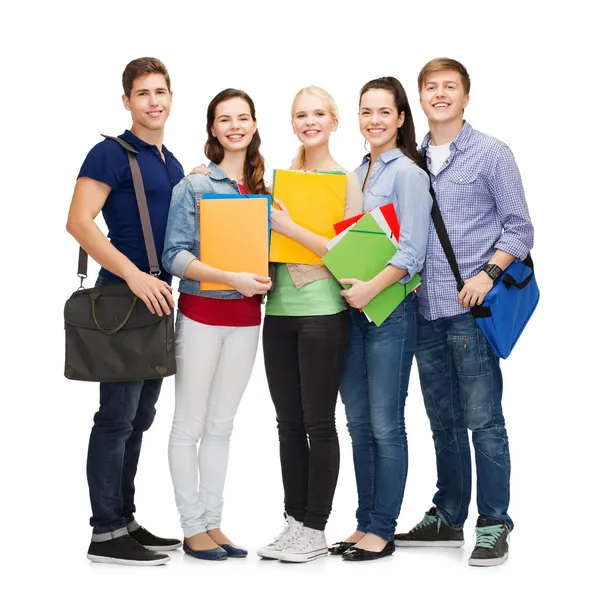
top-left (418, 122), bottom-right (534, 321)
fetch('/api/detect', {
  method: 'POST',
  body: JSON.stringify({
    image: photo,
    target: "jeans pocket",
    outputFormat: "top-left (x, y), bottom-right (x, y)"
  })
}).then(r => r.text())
top-left (386, 304), bottom-right (406, 323)
top-left (452, 332), bottom-right (491, 378)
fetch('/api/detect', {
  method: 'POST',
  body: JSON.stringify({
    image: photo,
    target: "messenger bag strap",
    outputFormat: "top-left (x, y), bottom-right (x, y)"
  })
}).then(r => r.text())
top-left (126, 151), bottom-right (160, 275)
top-left (428, 178), bottom-right (464, 292)
top-left (76, 135), bottom-right (160, 285)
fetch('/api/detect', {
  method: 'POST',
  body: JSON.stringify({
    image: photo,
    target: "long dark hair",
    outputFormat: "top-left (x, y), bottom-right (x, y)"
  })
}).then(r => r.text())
top-left (204, 88), bottom-right (268, 195)
top-left (359, 77), bottom-right (425, 170)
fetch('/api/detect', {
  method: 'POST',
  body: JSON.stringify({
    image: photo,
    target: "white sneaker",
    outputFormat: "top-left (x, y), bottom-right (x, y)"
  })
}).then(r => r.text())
top-left (257, 514), bottom-right (304, 559)
top-left (278, 526), bottom-right (328, 563)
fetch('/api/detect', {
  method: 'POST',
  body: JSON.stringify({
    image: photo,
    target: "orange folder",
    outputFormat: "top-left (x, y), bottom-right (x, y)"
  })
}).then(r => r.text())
top-left (269, 170), bottom-right (347, 265)
top-left (199, 194), bottom-right (270, 291)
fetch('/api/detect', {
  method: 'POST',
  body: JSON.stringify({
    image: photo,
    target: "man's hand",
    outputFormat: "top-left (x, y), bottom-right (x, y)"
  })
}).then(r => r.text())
top-left (124, 269), bottom-right (175, 316)
top-left (270, 198), bottom-right (295, 236)
top-left (189, 163), bottom-right (211, 176)
top-left (458, 271), bottom-right (494, 308)
top-left (339, 278), bottom-right (377, 309)
top-left (228, 272), bottom-right (272, 297)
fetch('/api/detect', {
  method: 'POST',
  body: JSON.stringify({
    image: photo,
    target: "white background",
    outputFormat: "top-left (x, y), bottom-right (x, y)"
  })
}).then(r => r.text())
top-left (1, 1), bottom-right (597, 598)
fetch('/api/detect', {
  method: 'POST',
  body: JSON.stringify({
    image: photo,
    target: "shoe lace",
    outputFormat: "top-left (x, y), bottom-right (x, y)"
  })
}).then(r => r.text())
top-left (474, 524), bottom-right (505, 549)
top-left (272, 517), bottom-right (301, 545)
top-left (411, 512), bottom-right (440, 533)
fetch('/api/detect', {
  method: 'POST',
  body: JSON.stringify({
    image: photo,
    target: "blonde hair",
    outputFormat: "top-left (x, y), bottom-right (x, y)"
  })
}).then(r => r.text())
top-left (290, 86), bottom-right (339, 169)
top-left (417, 57), bottom-right (471, 94)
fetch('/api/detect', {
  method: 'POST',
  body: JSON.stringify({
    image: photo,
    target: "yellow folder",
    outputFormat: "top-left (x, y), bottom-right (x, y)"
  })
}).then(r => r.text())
top-left (269, 170), bottom-right (347, 265)
top-left (199, 194), bottom-right (270, 291)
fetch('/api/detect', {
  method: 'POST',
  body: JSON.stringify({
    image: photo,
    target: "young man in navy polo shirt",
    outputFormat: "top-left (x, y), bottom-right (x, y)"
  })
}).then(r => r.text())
top-left (66, 57), bottom-right (185, 566)
top-left (393, 58), bottom-right (534, 567)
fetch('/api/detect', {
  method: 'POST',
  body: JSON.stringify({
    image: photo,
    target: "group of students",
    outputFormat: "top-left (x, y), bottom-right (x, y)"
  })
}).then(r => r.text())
top-left (66, 55), bottom-right (534, 569)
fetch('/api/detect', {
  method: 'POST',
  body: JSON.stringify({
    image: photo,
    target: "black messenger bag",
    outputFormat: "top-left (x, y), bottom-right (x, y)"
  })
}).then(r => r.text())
top-left (64, 136), bottom-right (176, 383)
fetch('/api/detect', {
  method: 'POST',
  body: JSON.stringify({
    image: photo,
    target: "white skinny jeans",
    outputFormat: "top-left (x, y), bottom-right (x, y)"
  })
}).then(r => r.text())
top-left (168, 312), bottom-right (260, 538)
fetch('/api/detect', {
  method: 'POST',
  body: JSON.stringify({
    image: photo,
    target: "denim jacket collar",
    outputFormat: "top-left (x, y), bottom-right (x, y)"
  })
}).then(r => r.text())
top-left (206, 162), bottom-right (234, 183)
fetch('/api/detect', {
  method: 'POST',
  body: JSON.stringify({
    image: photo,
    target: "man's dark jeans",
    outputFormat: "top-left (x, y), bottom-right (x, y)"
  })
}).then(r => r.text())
top-left (416, 312), bottom-right (513, 530)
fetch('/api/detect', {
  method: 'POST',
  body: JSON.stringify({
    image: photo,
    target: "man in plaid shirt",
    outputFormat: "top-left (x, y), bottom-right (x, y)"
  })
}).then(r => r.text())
top-left (393, 58), bottom-right (534, 567)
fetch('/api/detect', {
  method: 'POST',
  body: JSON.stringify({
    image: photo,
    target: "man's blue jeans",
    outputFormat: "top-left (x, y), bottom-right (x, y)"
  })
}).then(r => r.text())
top-left (86, 275), bottom-right (162, 536)
top-left (339, 294), bottom-right (417, 542)
top-left (416, 312), bottom-right (513, 530)
top-left (87, 379), bottom-right (161, 535)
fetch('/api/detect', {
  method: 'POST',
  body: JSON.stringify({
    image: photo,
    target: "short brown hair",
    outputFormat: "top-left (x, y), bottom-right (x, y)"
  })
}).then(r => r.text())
top-left (418, 58), bottom-right (471, 94)
top-left (122, 57), bottom-right (171, 98)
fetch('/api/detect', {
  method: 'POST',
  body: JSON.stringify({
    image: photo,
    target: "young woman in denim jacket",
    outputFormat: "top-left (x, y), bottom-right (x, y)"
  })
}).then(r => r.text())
top-left (329, 77), bottom-right (433, 561)
top-left (161, 88), bottom-right (271, 561)
top-left (256, 86), bottom-right (362, 563)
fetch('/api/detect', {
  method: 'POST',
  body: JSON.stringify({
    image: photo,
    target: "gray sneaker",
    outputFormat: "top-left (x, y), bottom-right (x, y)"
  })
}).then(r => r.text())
top-left (468, 517), bottom-right (509, 567)
top-left (394, 507), bottom-right (465, 547)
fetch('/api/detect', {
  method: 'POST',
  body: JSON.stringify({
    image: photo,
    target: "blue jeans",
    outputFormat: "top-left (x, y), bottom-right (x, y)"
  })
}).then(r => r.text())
top-left (86, 276), bottom-right (162, 535)
top-left (87, 380), bottom-right (161, 534)
top-left (416, 312), bottom-right (513, 530)
top-left (339, 294), bottom-right (417, 541)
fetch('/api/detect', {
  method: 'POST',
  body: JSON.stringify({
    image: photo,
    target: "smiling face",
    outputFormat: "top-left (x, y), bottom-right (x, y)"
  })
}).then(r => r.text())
top-left (420, 69), bottom-right (470, 126)
top-left (122, 73), bottom-right (172, 134)
top-left (210, 97), bottom-right (257, 153)
top-left (359, 88), bottom-right (405, 153)
top-left (292, 92), bottom-right (338, 149)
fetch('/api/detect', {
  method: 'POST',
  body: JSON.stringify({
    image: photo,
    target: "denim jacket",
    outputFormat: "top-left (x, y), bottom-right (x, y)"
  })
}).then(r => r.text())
top-left (162, 163), bottom-right (248, 298)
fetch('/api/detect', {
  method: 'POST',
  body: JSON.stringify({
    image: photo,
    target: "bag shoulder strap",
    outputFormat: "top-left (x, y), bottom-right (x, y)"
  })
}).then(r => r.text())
top-left (429, 179), bottom-right (464, 291)
top-left (101, 134), bottom-right (139, 154)
top-left (77, 134), bottom-right (159, 284)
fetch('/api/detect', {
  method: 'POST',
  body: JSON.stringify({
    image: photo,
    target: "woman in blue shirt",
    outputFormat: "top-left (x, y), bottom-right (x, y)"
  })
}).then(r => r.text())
top-left (330, 77), bottom-right (432, 561)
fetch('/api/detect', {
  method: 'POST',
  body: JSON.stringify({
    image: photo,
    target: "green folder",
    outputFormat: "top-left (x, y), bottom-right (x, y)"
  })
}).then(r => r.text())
top-left (322, 212), bottom-right (421, 326)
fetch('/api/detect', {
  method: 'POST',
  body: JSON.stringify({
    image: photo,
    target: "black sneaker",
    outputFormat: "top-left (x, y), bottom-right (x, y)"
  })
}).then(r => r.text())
top-left (468, 517), bottom-right (509, 567)
top-left (129, 525), bottom-right (182, 551)
top-left (394, 507), bottom-right (465, 547)
top-left (87, 534), bottom-right (170, 566)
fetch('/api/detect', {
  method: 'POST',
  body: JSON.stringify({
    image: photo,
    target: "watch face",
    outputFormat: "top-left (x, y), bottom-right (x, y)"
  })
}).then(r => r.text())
top-left (485, 264), bottom-right (502, 281)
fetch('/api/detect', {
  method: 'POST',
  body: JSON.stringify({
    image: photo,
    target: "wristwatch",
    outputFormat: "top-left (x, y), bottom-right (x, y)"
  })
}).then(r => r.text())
top-left (482, 263), bottom-right (503, 282)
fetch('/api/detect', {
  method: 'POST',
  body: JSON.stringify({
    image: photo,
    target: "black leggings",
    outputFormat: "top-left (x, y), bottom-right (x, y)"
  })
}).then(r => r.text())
top-left (262, 312), bottom-right (350, 530)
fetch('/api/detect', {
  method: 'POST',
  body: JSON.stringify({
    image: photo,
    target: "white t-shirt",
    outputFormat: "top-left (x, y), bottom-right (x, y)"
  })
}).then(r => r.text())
top-left (428, 142), bottom-right (451, 175)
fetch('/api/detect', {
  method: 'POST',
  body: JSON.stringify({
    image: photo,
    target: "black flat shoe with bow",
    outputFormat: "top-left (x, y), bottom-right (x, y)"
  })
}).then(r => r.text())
top-left (342, 540), bottom-right (395, 561)
top-left (328, 541), bottom-right (356, 555)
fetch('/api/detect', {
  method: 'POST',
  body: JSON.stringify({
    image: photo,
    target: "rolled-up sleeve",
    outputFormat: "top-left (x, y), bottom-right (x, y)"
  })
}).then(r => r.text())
top-left (162, 178), bottom-right (198, 279)
top-left (389, 166), bottom-right (433, 282)
top-left (491, 145), bottom-right (534, 260)
top-left (344, 172), bottom-right (364, 218)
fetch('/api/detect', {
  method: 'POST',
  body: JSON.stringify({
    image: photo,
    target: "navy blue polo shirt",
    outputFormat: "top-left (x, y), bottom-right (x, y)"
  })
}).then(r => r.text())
top-left (78, 130), bottom-right (185, 284)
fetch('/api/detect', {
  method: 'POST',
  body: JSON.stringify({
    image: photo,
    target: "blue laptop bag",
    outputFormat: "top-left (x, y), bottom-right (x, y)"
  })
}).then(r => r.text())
top-left (470, 255), bottom-right (539, 358)
top-left (430, 191), bottom-right (539, 359)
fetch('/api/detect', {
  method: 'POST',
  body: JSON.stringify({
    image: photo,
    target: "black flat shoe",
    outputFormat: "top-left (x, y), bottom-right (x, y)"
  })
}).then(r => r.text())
top-left (342, 540), bottom-right (395, 561)
top-left (328, 541), bottom-right (355, 555)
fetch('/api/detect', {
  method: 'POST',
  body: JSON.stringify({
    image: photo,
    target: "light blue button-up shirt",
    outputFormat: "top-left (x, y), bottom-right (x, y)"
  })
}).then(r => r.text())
top-left (355, 149), bottom-right (433, 283)
top-left (418, 122), bottom-right (534, 320)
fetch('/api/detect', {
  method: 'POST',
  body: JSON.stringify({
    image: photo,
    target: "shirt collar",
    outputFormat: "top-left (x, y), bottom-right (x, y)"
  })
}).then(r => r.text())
top-left (359, 147), bottom-right (404, 167)
top-left (120, 129), bottom-right (152, 151)
top-left (422, 120), bottom-right (473, 153)
top-left (120, 129), bottom-right (174, 159)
